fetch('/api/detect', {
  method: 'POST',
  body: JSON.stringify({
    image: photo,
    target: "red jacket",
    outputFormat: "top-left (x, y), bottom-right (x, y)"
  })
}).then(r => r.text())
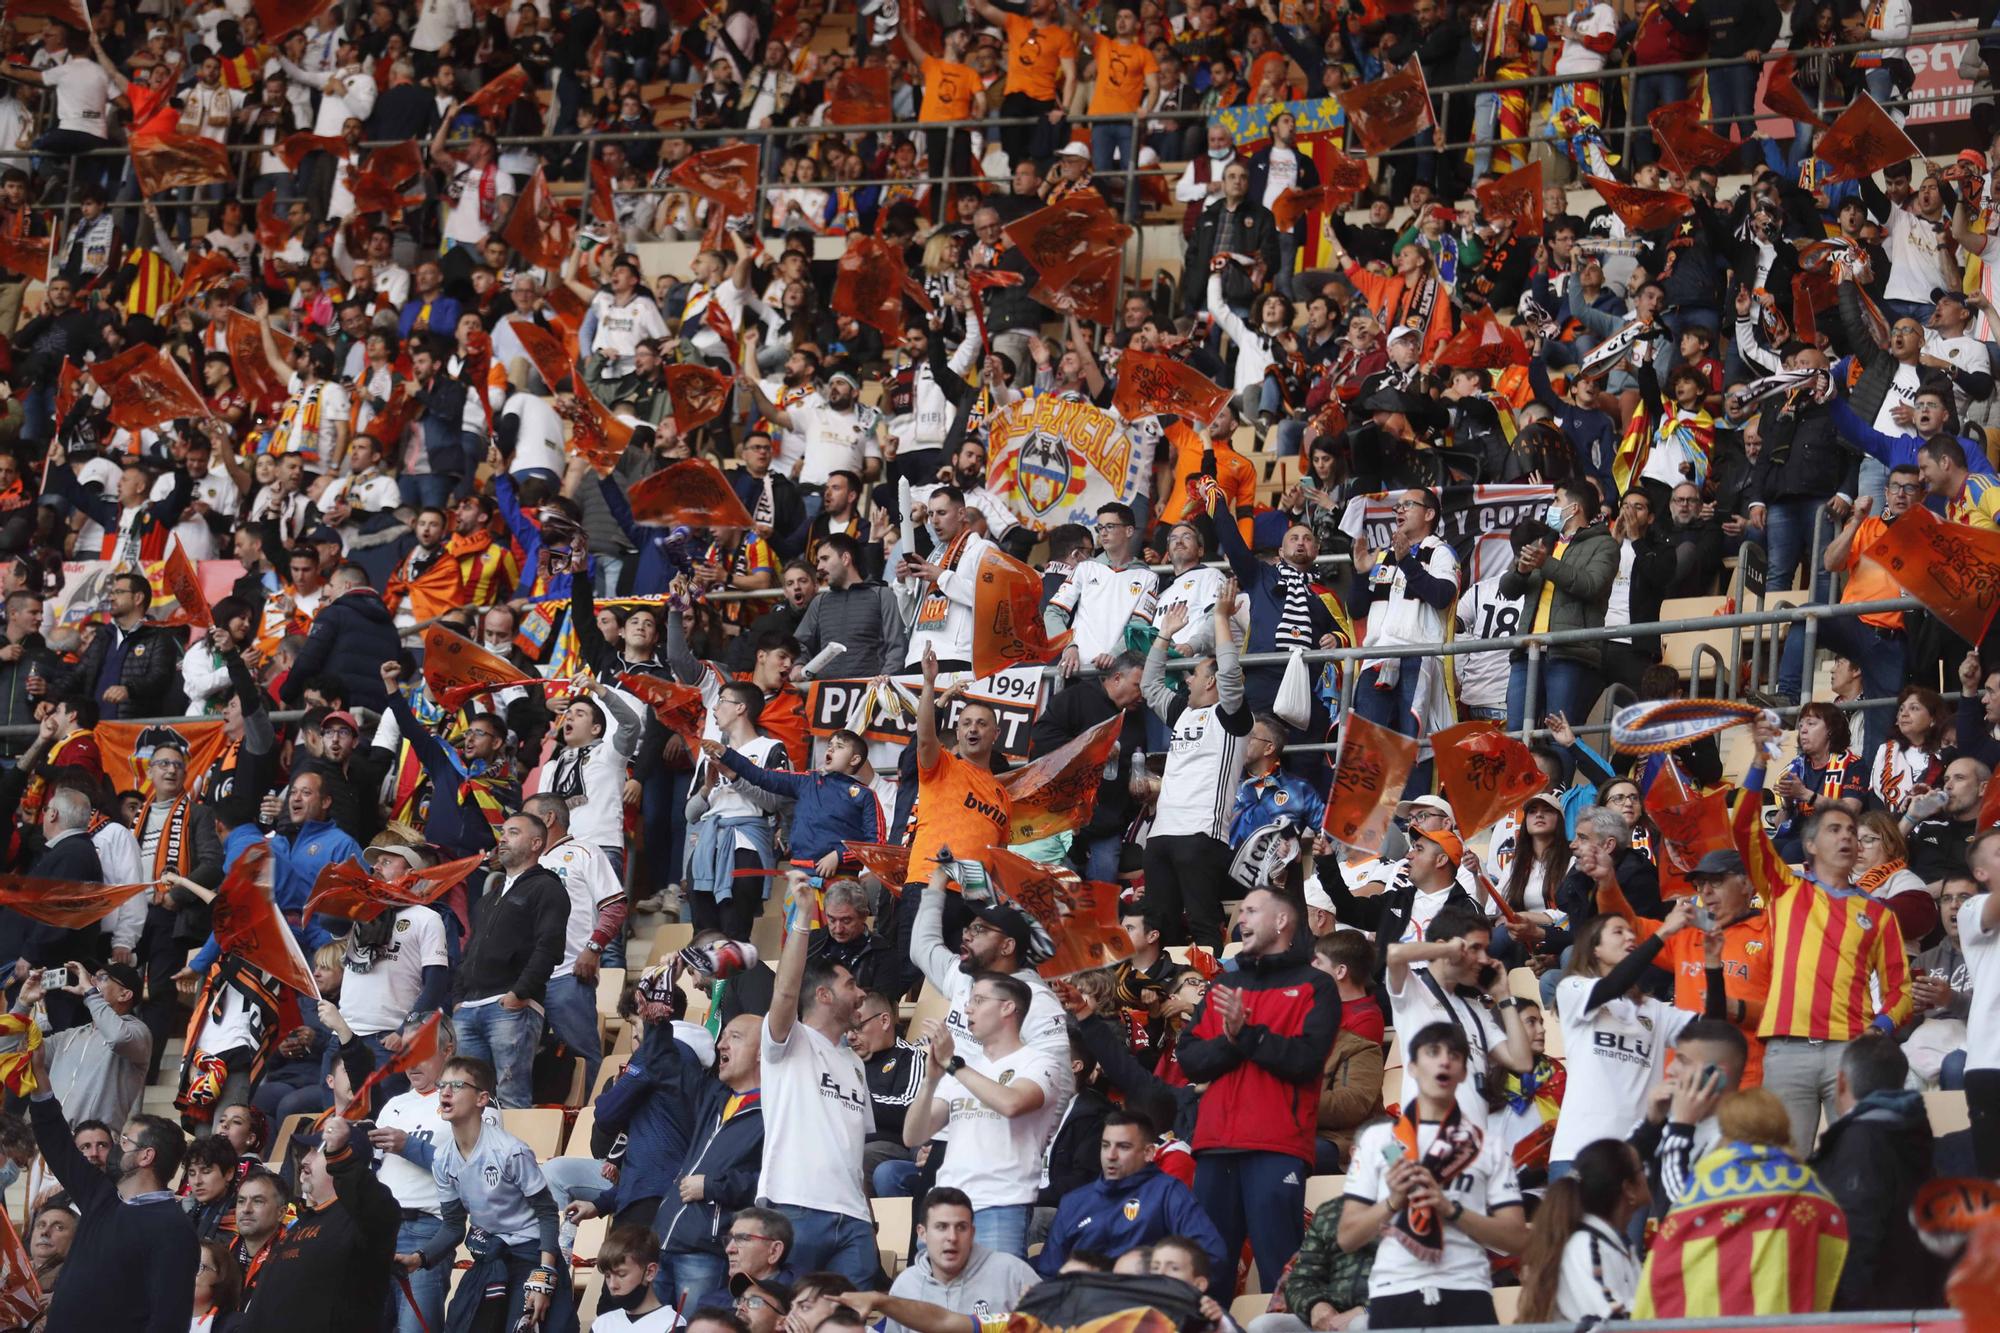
top-left (1634, 0), bottom-right (1705, 66)
top-left (1177, 940), bottom-right (1342, 1164)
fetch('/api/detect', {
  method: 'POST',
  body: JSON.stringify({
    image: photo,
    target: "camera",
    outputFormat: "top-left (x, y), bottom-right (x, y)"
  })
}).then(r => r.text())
top-left (40, 967), bottom-right (70, 992)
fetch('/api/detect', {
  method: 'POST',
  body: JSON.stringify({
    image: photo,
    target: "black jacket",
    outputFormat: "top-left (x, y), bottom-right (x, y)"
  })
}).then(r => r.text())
top-left (238, 1137), bottom-right (400, 1333)
top-left (1321, 863), bottom-right (1475, 984)
top-left (1613, 529), bottom-right (1678, 660)
top-left (1248, 144), bottom-right (1322, 242)
top-left (1184, 196), bottom-right (1281, 314)
top-left (1551, 847), bottom-right (1663, 953)
top-left (1809, 1090), bottom-right (1947, 1312)
top-left (455, 867), bottom-right (568, 1006)
top-left (729, 468), bottom-right (809, 560)
top-left (281, 588), bottom-right (401, 713)
top-left (1749, 399), bottom-right (1853, 505)
top-left (58, 620), bottom-right (182, 719)
top-left (0, 632), bottom-right (57, 757)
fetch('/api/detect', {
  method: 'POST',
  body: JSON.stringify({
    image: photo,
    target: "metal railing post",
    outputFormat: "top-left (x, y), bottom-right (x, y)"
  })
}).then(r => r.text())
top-left (1520, 641), bottom-right (1542, 742)
top-left (1799, 606), bottom-right (1821, 701)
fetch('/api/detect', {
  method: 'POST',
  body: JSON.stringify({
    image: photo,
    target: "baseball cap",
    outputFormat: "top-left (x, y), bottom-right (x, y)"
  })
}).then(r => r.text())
top-left (1932, 287), bottom-right (1973, 307)
top-left (1394, 794), bottom-right (1454, 822)
top-left (364, 841), bottom-right (434, 872)
top-left (1688, 849), bottom-right (1746, 879)
top-left (1413, 827), bottom-right (1465, 864)
top-left (1303, 877), bottom-right (1335, 914)
top-left (1057, 141), bottom-right (1091, 159)
top-left (99, 962), bottom-right (143, 994)
top-left (303, 525), bottom-right (341, 546)
top-left (1523, 790), bottom-right (1563, 813)
top-left (1960, 148), bottom-right (1989, 174)
top-left (730, 1274), bottom-right (794, 1313)
top-left (972, 901), bottom-right (1037, 958)
top-left (1388, 323), bottom-right (1420, 343)
top-left (321, 709), bottom-right (361, 735)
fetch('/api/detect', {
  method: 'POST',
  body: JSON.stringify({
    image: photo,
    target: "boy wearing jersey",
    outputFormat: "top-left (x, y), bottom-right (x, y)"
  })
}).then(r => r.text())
top-left (1046, 501), bottom-right (1158, 675)
top-left (414, 1056), bottom-right (570, 1333)
top-left (687, 682), bottom-right (790, 942)
top-left (1339, 1023), bottom-right (1529, 1329)
top-left (1139, 585), bottom-right (1250, 948)
top-left (370, 1018), bottom-right (455, 1333)
top-left (1383, 904), bottom-right (1535, 1126)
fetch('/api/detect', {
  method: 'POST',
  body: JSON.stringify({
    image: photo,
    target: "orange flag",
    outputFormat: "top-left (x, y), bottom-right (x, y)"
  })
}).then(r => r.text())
top-left (1647, 784), bottom-right (1737, 899)
top-left (1001, 713), bottom-right (1126, 844)
top-left (0, 229), bottom-right (50, 283)
top-left (1030, 244), bottom-right (1121, 325)
top-left (0, 1205), bottom-right (42, 1326)
top-left (1271, 187), bottom-right (1328, 233)
top-left (971, 547), bottom-right (1073, 679)
top-left (421, 626), bottom-right (538, 710)
top-left (250, 0), bottom-right (338, 39)
top-left (833, 235), bottom-right (913, 341)
top-left (1433, 721), bottom-right (1547, 835)
top-left (176, 249), bottom-right (240, 304)
top-left (826, 64), bottom-right (893, 124)
top-left (1322, 713), bottom-right (1419, 852)
top-left (1861, 504), bottom-right (2000, 647)
top-left (1337, 63), bottom-right (1433, 153)
top-left (1649, 100), bottom-right (1737, 175)
top-left (1584, 175), bottom-right (1694, 234)
top-left (277, 132), bottom-right (347, 171)
top-left (361, 141), bottom-right (424, 189)
top-left (212, 841), bottom-right (320, 999)
top-left (88, 343), bottom-right (209, 433)
top-left (617, 672), bottom-right (708, 747)
top-left (842, 841), bottom-right (913, 886)
top-left (98, 719), bottom-right (230, 798)
top-left (0, 876), bottom-right (155, 930)
top-left (255, 189), bottom-right (289, 255)
top-left (389, 557), bottom-right (464, 622)
top-left (662, 363), bottom-right (732, 431)
top-left (1, 0), bottom-right (84, 25)
top-left (305, 852), bottom-right (487, 921)
top-left (129, 133), bottom-right (231, 195)
top-left (1436, 309), bottom-right (1531, 370)
top-left (973, 844), bottom-right (1135, 979)
top-left (1475, 159), bottom-right (1543, 236)
top-left (1003, 195), bottom-right (1133, 289)
top-left (1322, 150), bottom-right (1374, 210)
top-left (160, 543), bottom-right (212, 628)
top-left (461, 65), bottom-right (532, 121)
top-left (667, 142), bottom-right (760, 218)
top-left (510, 319), bottom-right (576, 393)
top-left (1764, 54), bottom-right (1830, 130)
top-left (1112, 348), bottom-right (1231, 425)
top-left (501, 166), bottom-right (576, 270)
top-left (626, 459), bottom-right (754, 529)
top-left (560, 390), bottom-right (636, 477)
top-left (1815, 92), bottom-right (1920, 185)
top-left (588, 157), bottom-right (617, 225)
top-left (226, 307), bottom-right (300, 411)
top-left (326, 1008), bottom-right (446, 1122)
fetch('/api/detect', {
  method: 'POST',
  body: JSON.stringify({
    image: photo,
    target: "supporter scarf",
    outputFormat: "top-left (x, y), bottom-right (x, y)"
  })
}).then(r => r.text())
top-left (473, 163), bottom-right (499, 229)
top-left (1611, 699), bottom-right (1764, 754)
top-left (1879, 743), bottom-right (1940, 811)
top-left (0, 1014), bottom-right (38, 1094)
top-left (1402, 270), bottom-right (1442, 340)
top-left (1578, 317), bottom-right (1649, 380)
top-left (1385, 1102), bottom-right (1483, 1262)
top-left (1856, 857), bottom-right (1908, 893)
top-left (140, 794), bottom-right (193, 878)
top-left (0, 479), bottom-right (28, 513)
top-left (1736, 367), bottom-right (1835, 410)
top-left (912, 530), bottom-right (973, 630)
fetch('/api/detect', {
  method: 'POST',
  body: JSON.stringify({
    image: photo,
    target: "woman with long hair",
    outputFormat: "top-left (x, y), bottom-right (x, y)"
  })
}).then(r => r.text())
top-left (1869, 685), bottom-right (1949, 815)
top-left (1550, 900), bottom-right (1705, 1173)
top-left (1517, 1138), bottom-right (1650, 1322)
top-left (1503, 792), bottom-right (1572, 922)
top-left (1774, 701), bottom-right (1866, 858)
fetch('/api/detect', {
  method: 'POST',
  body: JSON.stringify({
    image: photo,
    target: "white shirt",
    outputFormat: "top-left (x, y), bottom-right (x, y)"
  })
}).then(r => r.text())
top-left (1928, 331), bottom-right (1992, 419)
top-left (1871, 359), bottom-right (1925, 435)
top-left (340, 907), bottom-right (449, 1035)
top-left (412, 0), bottom-right (474, 51)
top-left (1347, 1118), bottom-right (1522, 1297)
top-left (444, 162), bottom-right (515, 246)
top-left (1155, 564), bottom-right (1247, 654)
top-left (935, 1043), bottom-right (1064, 1208)
top-left (1152, 697), bottom-right (1250, 842)
top-left (1046, 560), bottom-right (1157, 662)
top-left (503, 393), bottom-right (566, 476)
top-left (152, 470), bottom-right (239, 562)
top-left (1387, 966), bottom-right (1510, 1124)
top-left (1605, 539), bottom-right (1637, 634)
top-left (1961, 896), bottom-right (2000, 1072)
top-left (789, 400), bottom-right (883, 488)
top-left (378, 1085), bottom-right (450, 1212)
top-left (40, 60), bottom-right (110, 136)
top-left (758, 1017), bottom-right (873, 1221)
top-left (1550, 975), bottom-right (1693, 1163)
top-left (1260, 145), bottom-right (1298, 210)
top-left (432, 1121), bottom-right (546, 1245)
top-left (1361, 536), bottom-right (1458, 651)
top-left (1883, 204), bottom-right (1952, 307)
top-left (540, 838), bottom-right (623, 977)
top-left (586, 292), bottom-right (669, 370)
top-left (1554, 1), bottom-right (1616, 75)
top-left (178, 81), bottom-right (239, 141)
top-left (592, 1308), bottom-right (686, 1333)
top-left (1455, 576), bottom-right (1522, 712)
top-left (1556, 1216), bottom-right (1641, 1319)
top-left (905, 529), bottom-right (997, 668)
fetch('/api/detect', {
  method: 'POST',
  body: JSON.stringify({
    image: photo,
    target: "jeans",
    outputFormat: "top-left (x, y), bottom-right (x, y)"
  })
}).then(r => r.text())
top-left (1762, 496), bottom-right (1834, 598)
top-left (1194, 1149), bottom-right (1306, 1295)
top-left (1707, 61), bottom-right (1759, 157)
top-left (1275, 232), bottom-right (1302, 300)
top-left (392, 1214), bottom-right (447, 1333)
top-left (973, 1204), bottom-right (1032, 1259)
top-left (1505, 657), bottom-right (1601, 733)
top-left (1777, 617), bottom-right (1903, 755)
top-left (1071, 831), bottom-right (1123, 884)
top-left (1942, 1048), bottom-right (1967, 1090)
top-left (541, 974), bottom-right (604, 1105)
top-left (1630, 73), bottom-right (1689, 163)
top-left (31, 128), bottom-right (111, 191)
top-left (398, 474), bottom-right (455, 511)
top-left (543, 1155), bottom-right (611, 1261)
top-left (642, 769), bottom-right (692, 897)
top-left (1471, 92), bottom-right (1498, 179)
top-left (1881, 297), bottom-right (1935, 327)
top-left (774, 1204), bottom-right (879, 1287)
top-left (872, 1158), bottom-right (920, 1197)
top-left (1864, 66), bottom-right (1901, 121)
top-left (659, 1250), bottom-right (729, 1309)
top-left (595, 554), bottom-right (628, 598)
top-left (1763, 1035), bottom-right (1846, 1157)
top-left (453, 1000), bottom-right (543, 1108)
top-left (1091, 122), bottom-right (1136, 216)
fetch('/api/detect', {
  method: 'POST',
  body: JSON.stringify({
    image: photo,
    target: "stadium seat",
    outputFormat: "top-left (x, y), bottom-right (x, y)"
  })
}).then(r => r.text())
top-left (573, 1216), bottom-right (608, 1265)
top-left (871, 1195), bottom-right (912, 1266)
top-left (1304, 1174), bottom-right (1346, 1211)
top-left (904, 983), bottom-right (951, 1041)
top-left (568, 1108), bottom-right (596, 1156)
top-left (750, 915), bottom-right (784, 959)
top-left (503, 1108), bottom-right (566, 1159)
top-left (1507, 967), bottom-right (1539, 1003)
top-left (268, 1112), bottom-right (316, 1164)
top-left (1230, 1294), bottom-right (1272, 1323)
top-left (1492, 1286), bottom-right (1522, 1324)
top-left (1925, 1089), bottom-right (1971, 1135)
top-left (653, 922), bottom-right (695, 959)
top-left (573, 1270), bottom-right (604, 1324)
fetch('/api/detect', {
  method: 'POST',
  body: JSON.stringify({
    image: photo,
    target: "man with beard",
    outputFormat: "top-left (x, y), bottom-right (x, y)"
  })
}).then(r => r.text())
top-left (741, 329), bottom-right (886, 488)
top-left (729, 431), bottom-right (810, 561)
top-left (449, 814), bottom-right (568, 1109)
top-left (794, 534), bottom-right (904, 680)
top-left (25, 1034), bottom-right (197, 1333)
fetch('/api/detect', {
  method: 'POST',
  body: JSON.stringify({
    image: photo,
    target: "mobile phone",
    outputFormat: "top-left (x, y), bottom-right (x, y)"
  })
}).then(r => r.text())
top-left (1476, 961), bottom-right (1502, 990)
top-left (1693, 903), bottom-right (1715, 933)
top-left (1699, 1063), bottom-right (1723, 1092)
top-left (1381, 1140), bottom-right (1407, 1169)
top-left (39, 967), bottom-right (68, 991)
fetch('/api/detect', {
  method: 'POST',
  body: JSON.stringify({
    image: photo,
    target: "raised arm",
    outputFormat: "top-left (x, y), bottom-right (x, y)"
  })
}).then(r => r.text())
top-left (914, 644), bottom-right (945, 772)
top-left (766, 872), bottom-right (814, 1043)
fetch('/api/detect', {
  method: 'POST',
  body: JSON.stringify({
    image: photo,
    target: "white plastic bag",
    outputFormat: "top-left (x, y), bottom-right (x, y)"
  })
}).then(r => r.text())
top-left (1274, 645), bottom-right (1311, 730)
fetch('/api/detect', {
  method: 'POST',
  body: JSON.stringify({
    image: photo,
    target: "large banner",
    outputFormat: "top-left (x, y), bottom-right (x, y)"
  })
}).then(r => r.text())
top-left (805, 666), bottom-right (1047, 758)
top-left (985, 397), bottom-right (1146, 535)
top-left (1341, 483), bottom-right (1555, 583)
top-left (48, 557), bottom-right (245, 633)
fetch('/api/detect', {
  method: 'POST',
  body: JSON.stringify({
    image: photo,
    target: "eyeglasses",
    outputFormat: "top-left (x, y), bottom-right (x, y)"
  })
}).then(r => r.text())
top-left (1389, 501), bottom-right (1427, 512)
top-left (1888, 481), bottom-right (1923, 495)
top-left (118, 1131), bottom-right (140, 1148)
top-left (435, 1079), bottom-right (480, 1092)
top-left (726, 1232), bottom-right (773, 1245)
top-left (737, 1296), bottom-right (776, 1312)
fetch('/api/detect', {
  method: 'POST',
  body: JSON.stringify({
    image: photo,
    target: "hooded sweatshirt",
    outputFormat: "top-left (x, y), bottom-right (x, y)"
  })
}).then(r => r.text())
top-left (884, 1243), bottom-right (1041, 1333)
top-left (1809, 1088), bottom-right (1948, 1312)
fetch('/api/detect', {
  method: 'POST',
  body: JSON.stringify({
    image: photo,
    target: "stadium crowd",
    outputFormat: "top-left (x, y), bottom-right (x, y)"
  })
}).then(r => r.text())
top-left (0, 0), bottom-right (1992, 1330)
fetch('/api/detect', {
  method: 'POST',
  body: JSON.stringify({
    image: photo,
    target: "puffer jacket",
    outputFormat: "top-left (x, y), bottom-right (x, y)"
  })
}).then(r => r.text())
top-left (281, 588), bottom-right (400, 713)
top-left (656, 1065), bottom-right (764, 1258)
top-left (1498, 521), bottom-right (1619, 668)
top-left (1317, 1027), bottom-right (1386, 1156)
top-left (1176, 935), bottom-right (1341, 1164)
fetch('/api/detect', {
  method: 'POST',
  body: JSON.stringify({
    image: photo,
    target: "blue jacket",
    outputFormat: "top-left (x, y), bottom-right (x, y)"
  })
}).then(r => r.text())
top-left (656, 1075), bottom-right (766, 1259)
top-left (283, 819), bottom-right (361, 917)
top-left (1035, 1165), bottom-right (1228, 1278)
top-left (594, 1023), bottom-right (705, 1215)
top-left (1828, 397), bottom-right (1998, 478)
top-left (718, 749), bottom-right (882, 863)
top-left (190, 828), bottom-right (318, 972)
top-left (1229, 768), bottom-right (1327, 843)
top-left (280, 588), bottom-right (401, 713)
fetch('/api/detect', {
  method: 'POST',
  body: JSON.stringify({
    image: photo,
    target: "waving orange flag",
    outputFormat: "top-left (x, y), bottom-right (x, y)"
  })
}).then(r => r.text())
top-left (1322, 714), bottom-right (1419, 852)
top-left (626, 459), bottom-right (754, 529)
top-left (973, 844), bottom-right (1134, 979)
top-left (89, 343), bottom-right (209, 432)
top-left (1434, 721), bottom-right (1547, 835)
top-left (0, 876), bottom-right (155, 930)
top-left (255, 190), bottom-right (290, 254)
top-left (421, 626), bottom-right (537, 710)
top-left (1031, 244), bottom-right (1121, 325)
top-left (305, 851), bottom-right (487, 921)
top-left (1001, 712), bottom-right (1126, 844)
top-left (827, 65), bottom-right (893, 125)
top-left (510, 319), bottom-right (577, 393)
top-left (663, 363), bottom-right (732, 430)
top-left (251, 0), bottom-right (338, 40)
top-left (160, 542), bottom-right (212, 628)
top-left (1003, 195), bottom-right (1133, 288)
top-left (1584, 175), bottom-right (1694, 234)
top-left (1436, 310), bottom-right (1531, 371)
top-left (587, 157), bottom-right (617, 225)
top-left (1, 0), bottom-right (84, 25)
top-left (501, 166), bottom-right (576, 270)
top-left (1814, 92), bottom-right (1921, 185)
top-left (0, 1206), bottom-right (42, 1326)
top-left (461, 65), bottom-right (532, 121)
top-left (832, 235), bottom-right (913, 341)
top-left (212, 841), bottom-right (320, 999)
top-left (1323, 150), bottom-right (1374, 210)
top-left (560, 391), bottom-right (636, 476)
top-left (843, 841), bottom-right (913, 887)
top-left (1861, 504), bottom-right (2000, 646)
top-left (176, 249), bottom-right (240, 304)
top-left (668, 142), bottom-right (760, 217)
top-left (389, 556), bottom-right (464, 622)
top-left (1649, 100), bottom-right (1737, 175)
top-left (129, 133), bottom-right (231, 195)
top-left (1338, 63), bottom-right (1433, 153)
top-left (324, 1008), bottom-right (446, 1123)
top-left (971, 547), bottom-right (1073, 679)
top-left (98, 719), bottom-right (229, 797)
top-left (1111, 348), bottom-right (1231, 425)
top-left (278, 132), bottom-right (347, 171)
top-left (618, 672), bottom-right (708, 748)
top-left (0, 230), bottom-right (49, 283)
top-left (1764, 54), bottom-right (1830, 130)
top-left (226, 308), bottom-right (299, 412)
top-left (1476, 159), bottom-right (1543, 235)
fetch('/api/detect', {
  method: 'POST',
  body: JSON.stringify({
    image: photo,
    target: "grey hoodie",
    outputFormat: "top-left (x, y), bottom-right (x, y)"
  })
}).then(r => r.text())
top-left (884, 1243), bottom-right (1041, 1333)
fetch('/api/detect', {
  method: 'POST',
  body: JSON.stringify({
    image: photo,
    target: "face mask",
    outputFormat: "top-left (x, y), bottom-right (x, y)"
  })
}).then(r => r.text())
top-left (1545, 500), bottom-right (1572, 529)
top-left (1209, 145), bottom-right (1234, 161)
